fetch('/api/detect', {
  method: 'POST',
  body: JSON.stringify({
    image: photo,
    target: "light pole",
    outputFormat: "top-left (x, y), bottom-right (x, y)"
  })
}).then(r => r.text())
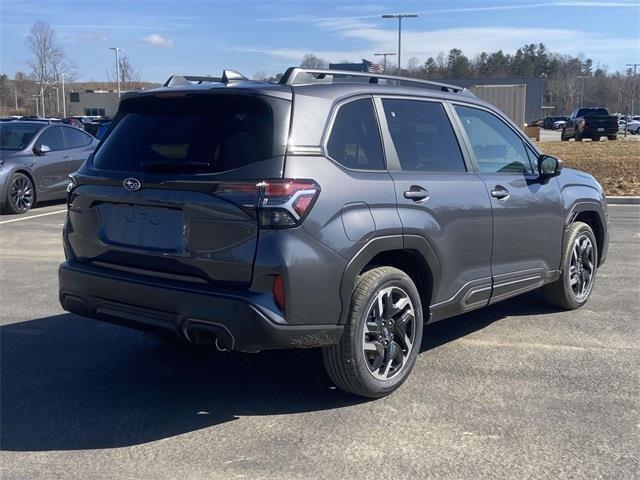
top-left (36, 81), bottom-right (46, 118)
top-left (626, 63), bottom-right (639, 116)
top-left (624, 63), bottom-right (639, 138)
top-left (59, 73), bottom-right (67, 117)
top-left (52, 86), bottom-right (60, 115)
top-left (576, 75), bottom-right (588, 107)
top-left (374, 52), bottom-right (396, 72)
top-left (32, 95), bottom-right (40, 117)
top-left (110, 47), bottom-right (123, 98)
top-left (381, 14), bottom-right (418, 74)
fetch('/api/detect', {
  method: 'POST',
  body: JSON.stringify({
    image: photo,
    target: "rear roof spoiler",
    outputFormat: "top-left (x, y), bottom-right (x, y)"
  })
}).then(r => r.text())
top-left (163, 70), bottom-right (249, 87)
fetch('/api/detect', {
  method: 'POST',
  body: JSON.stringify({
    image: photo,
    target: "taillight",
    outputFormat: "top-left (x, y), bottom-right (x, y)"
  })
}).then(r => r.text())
top-left (212, 179), bottom-right (320, 228)
top-left (259, 179), bottom-right (320, 228)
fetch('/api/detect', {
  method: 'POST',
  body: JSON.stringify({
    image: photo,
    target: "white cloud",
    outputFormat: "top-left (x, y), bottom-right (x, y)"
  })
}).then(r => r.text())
top-left (235, 26), bottom-right (639, 69)
top-left (141, 33), bottom-right (174, 47)
top-left (78, 31), bottom-right (108, 42)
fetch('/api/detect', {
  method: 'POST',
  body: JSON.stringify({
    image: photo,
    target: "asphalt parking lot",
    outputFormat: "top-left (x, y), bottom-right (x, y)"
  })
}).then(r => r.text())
top-left (1, 202), bottom-right (639, 480)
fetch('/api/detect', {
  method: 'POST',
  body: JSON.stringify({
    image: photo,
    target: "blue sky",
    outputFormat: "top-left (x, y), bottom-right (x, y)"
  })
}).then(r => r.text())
top-left (1, 0), bottom-right (639, 82)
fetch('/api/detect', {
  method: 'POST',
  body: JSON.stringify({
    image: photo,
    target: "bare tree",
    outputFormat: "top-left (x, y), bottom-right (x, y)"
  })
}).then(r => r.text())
top-left (300, 54), bottom-right (328, 69)
top-left (25, 21), bottom-right (74, 115)
top-left (253, 70), bottom-right (269, 81)
top-left (106, 54), bottom-right (144, 91)
top-left (406, 57), bottom-right (420, 72)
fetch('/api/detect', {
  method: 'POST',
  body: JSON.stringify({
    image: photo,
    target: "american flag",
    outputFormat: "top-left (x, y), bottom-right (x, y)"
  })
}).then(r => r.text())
top-left (367, 62), bottom-right (384, 73)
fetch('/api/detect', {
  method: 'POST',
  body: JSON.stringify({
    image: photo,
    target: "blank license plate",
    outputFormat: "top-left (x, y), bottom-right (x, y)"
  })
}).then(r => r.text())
top-left (99, 204), bottom-right (185, 251)
top-left (598, 127), bottom-right (604, 132)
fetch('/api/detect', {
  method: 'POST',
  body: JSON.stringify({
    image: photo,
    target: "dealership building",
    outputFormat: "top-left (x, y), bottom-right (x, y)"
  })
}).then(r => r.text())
top-left (66, 90), bottom-right (119, 117)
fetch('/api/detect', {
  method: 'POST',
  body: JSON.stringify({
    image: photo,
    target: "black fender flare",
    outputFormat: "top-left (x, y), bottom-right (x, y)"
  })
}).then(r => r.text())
top-left (564, 200), bottom-right (608, 265)
top-left (338, 235), bottom-right (441, 324)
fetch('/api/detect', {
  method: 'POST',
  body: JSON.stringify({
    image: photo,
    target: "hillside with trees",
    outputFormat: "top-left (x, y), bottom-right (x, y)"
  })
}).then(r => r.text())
top-left (300, 44), bottom-right (638, 116)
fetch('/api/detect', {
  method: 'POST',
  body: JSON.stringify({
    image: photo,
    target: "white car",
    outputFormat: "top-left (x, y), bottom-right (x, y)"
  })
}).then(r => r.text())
top-left (625, 120), bottom-right (640, 134)
top-left (552, 120), bottom-right (566, 129)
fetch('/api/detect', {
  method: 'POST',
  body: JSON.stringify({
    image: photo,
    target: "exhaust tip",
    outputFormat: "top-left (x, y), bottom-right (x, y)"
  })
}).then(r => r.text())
top-left (182, 320), bottom-right (234, 351)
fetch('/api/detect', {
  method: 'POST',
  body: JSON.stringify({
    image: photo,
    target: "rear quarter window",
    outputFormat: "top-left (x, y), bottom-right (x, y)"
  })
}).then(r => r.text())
top-left (326, 98), bottom-right (385, 171)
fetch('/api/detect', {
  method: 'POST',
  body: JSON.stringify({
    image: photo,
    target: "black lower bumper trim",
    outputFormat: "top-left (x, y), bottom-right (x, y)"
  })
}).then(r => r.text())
top-left (59, 262), bottom-right (343, 352)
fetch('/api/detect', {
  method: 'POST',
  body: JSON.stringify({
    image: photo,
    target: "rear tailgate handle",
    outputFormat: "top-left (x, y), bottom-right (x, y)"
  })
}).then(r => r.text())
top-left (404, 186), bottom-right (429, 202)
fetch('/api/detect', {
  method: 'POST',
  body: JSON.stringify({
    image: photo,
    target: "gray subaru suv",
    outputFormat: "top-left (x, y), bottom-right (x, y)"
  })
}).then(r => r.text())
top-left (59, 68), bottom-right (608, 398)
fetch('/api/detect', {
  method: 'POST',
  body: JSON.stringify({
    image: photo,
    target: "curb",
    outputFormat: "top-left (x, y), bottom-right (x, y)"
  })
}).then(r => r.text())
top-left (607, 196), bottom-right (640, 205)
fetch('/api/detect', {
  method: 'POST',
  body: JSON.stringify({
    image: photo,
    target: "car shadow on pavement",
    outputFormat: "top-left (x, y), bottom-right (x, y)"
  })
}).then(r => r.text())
top-left (421, 289), bottom-right (558, 353)
top-left (1, 291), bottom-right (557, 452)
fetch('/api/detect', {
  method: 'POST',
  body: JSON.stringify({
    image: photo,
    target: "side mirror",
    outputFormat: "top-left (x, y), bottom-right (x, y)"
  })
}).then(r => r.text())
top-left (538, 154), bottom-right (562, 177)
top-left (34, 144), bottom-right (51, 156)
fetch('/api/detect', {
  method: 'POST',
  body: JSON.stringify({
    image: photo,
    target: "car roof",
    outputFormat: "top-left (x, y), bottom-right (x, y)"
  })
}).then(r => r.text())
top-left (124, 67), bottom-right (483, 105)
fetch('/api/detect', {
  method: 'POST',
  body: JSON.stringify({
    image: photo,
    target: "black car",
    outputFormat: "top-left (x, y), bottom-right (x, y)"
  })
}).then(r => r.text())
top-left (0, 120), bottom-right (98, 213)
top-left (59, 68), bottom-right (608, 398)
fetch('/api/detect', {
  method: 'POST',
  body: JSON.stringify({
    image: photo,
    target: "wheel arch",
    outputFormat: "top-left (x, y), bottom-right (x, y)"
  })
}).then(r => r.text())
top-left (566, 202), bottom-right (607, 267)
top-left (339, 235), bottom-right (441, 324)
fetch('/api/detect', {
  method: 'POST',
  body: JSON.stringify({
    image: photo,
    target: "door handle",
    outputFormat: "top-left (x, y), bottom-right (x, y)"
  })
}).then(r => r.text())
top-left (404, 185), bottom-right (429, 202)
top-left (490, 185), bottom-right (510, 200)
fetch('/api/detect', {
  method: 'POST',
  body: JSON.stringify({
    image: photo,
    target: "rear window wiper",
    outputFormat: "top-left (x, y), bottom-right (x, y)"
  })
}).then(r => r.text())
top-left (140, 160), bottom-right (211, 170)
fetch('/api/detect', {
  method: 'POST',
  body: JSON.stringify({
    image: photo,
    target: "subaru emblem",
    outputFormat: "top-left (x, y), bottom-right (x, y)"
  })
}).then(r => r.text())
top-left (123, 178), bottom-right (142, 191)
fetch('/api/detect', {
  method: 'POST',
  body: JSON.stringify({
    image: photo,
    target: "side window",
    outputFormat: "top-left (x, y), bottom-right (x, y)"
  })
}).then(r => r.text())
top-left (64, 127), bottom-right (92, 148)
top-left (36, 126), bottom-right (66, 151)
top-left (454, 105), bottom-right (534, 174)
top-left (327, 98), bottom-right (385, 170)
top-left (382, 99), bottom-right (466, 172)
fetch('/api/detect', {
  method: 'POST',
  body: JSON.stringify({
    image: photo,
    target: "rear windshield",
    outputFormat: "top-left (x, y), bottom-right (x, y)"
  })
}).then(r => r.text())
top-left (577, 108), bottom-right (608, 116)
top-left (0, 123), bottom-right (41, 150)
top-left (92, 94), bottom-right (289, 174)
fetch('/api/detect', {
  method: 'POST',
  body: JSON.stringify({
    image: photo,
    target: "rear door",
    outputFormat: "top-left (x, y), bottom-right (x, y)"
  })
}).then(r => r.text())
top-left (376, 96), bottom-right (494, 320)
top-left (451, 104), bottom-right (565, 303)
top-left (66, 92), bottom-right (290, 286)
top-left (32, 125), bottom-right (70, 199)
top-left (62, 126), bottom-right (95, 172)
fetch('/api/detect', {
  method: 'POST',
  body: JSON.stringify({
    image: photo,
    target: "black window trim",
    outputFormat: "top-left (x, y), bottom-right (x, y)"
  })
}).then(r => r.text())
top-left (321, 95), bottom-right (388, 173)
top-left (449, 101), bottom-right (542, 176)
top-left (35, 125), bottom-right (67, 152)
top-left (374, 94), bottom-right (473, 174)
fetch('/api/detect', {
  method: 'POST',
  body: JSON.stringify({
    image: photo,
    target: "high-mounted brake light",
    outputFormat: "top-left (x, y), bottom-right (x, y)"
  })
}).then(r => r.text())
top-left (212, 179), bottom-right (320, 228)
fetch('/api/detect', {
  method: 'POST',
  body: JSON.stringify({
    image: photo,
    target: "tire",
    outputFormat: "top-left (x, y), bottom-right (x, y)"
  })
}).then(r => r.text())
top-left (2, 172), bottom-right (35, 214)
top-left (542, 221), bottom-right (598, 310)
top-left (322, 266), bottom-right (424, 398)
top-left (560, 129), bottom-right (569, 141)
top-left (607, 135), bottom-right (617, 140)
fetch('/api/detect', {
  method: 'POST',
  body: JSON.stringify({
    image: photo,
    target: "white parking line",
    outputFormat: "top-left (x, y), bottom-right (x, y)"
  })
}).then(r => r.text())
top-left (0, 209), bottom-right (67, 225)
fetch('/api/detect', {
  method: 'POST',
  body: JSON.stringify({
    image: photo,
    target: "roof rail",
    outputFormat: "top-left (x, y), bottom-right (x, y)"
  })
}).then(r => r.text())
top-left (279, 67), bottom-right (474, 96)
top-left (163, 70), bottom-right (249, 88)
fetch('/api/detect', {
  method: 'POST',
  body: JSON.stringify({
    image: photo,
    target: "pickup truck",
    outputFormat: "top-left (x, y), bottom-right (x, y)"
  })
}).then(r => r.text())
top-left (561, 107), bottom-right (618, 141)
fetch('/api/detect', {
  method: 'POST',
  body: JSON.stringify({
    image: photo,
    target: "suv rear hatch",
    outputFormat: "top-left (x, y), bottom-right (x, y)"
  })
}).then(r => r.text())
top-left (65, 91), bottom-right (291, 286)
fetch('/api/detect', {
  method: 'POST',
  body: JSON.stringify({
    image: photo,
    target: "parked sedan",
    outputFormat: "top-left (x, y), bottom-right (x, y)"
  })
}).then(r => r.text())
top-left (625, 120), bottom-right (640, 134)
top-left (0, 121), bottom-right (98, 214)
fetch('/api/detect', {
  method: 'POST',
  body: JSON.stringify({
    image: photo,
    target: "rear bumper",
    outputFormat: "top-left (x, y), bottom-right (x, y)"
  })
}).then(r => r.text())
top-left (58, 261), bottom-right (343, 352)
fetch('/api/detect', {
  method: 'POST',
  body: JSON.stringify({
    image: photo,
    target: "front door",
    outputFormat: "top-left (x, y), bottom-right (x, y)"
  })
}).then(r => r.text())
top-left (452, 104), bottom-right (565, 303)
top-left (32, 126), bottom-right (70, 199)
top-left (375, 97), bottom-right (493, 321)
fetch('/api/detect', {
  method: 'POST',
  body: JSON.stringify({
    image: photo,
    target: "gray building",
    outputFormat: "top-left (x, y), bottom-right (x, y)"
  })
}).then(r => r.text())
top-left (451, 77), bottom-right (543, 123)
top-left (67, 90), bottom-right (119, 117)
